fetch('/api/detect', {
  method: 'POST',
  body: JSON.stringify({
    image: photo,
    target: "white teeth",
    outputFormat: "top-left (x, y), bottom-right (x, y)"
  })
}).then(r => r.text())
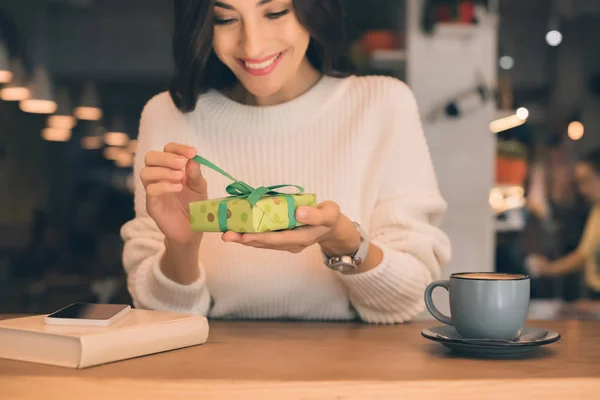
top-left (244, 54), bottom-right (280, 70)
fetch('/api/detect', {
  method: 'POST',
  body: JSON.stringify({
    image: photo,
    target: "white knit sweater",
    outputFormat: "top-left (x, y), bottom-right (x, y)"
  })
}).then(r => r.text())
top-left (120, 75), bottom-right (451, 324)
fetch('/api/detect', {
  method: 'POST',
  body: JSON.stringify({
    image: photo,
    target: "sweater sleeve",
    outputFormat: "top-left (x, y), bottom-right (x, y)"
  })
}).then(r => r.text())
top-left (336, 80), bottom-right (451, 324)
top-left (120, 93), bottom-right (212, 315)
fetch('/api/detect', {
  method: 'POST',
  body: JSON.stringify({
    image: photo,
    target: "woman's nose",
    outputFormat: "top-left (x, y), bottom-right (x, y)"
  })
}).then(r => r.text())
top-left (239, 21), bottom-right (263, 58)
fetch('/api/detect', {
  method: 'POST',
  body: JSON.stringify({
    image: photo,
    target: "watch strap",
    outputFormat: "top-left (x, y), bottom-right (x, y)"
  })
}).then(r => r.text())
top-left (351, 222), bottom-right (369, 265)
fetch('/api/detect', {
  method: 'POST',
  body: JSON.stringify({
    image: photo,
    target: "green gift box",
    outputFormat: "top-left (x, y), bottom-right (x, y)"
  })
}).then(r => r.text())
top-left (189, 155), bottom-right (317, 233)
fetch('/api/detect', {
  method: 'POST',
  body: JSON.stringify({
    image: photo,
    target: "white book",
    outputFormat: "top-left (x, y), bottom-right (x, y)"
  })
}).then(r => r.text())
top-left (0, 309), bottom-right (209, 368)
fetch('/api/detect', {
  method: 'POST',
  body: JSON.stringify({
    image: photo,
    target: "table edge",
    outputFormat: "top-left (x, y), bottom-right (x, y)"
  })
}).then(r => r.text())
top-left (2, 376), bottom-right (599, 400)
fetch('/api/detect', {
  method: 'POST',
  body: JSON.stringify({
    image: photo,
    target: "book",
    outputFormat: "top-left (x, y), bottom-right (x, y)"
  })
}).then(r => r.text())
top-left (0, 309), bottom-right (209, 369)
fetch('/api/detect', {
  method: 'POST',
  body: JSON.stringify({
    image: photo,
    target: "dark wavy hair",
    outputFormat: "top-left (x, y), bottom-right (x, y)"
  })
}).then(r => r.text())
top-left (169, 0), bottom-right (354, 113)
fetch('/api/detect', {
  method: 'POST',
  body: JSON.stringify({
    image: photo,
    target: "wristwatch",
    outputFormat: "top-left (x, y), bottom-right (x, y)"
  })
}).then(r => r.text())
top-left (322, 222), bottom-right (369, 273)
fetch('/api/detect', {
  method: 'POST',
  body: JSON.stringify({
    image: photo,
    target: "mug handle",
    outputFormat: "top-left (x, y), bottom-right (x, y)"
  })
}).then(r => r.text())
top-left (424, 280), bottom-right (453, 326)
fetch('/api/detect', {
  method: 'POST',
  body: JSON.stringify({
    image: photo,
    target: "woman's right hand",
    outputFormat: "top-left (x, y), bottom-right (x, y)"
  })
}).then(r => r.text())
top-left (141, 142), bottom-right (208, 246)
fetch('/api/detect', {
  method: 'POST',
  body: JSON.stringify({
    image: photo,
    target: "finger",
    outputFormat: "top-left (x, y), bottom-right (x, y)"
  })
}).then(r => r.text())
top-left (140, 167), bottom-right (184, 186)
top-left (241, 226), bottom-right (326, 248)
top-left (224, 229), bottom-right (304, 245)
top-left (241, 242), bottom-right (270, 249)
top-left (296, 201), bottom-right (340, 227)
top-left (223, 231), bottom-right (308, 253)
top-left (145, 151), bottom-right (188, 170)
top-left (146, 182), bottom-right (183, 196)
top-left (236, 241), bottom-right (299, 253)
top-left (221, 231), bottom-right (243, 243)
top-left (222, 238), bottom-right (271, 249)
top-left (241, 242), bottom-right (305, 254)
top-left (185, 158), bottom-right (208, 193)
top-left (163, 142), bottom-right (197, 159)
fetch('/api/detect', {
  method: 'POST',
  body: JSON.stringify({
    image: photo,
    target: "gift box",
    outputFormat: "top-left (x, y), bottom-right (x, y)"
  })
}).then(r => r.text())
top-left (189, 156), bottom-right (317, 233)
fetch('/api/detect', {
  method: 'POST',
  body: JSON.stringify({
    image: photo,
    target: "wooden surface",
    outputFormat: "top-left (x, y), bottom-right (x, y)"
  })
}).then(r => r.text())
top-left (1, 315), bottom-right (599, 399)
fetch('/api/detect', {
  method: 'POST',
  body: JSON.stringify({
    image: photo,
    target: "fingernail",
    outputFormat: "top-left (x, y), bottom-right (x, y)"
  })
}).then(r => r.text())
top-left (296, 207), bottom-right (309, 219)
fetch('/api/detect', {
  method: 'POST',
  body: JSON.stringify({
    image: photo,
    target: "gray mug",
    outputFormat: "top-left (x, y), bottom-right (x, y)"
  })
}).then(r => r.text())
top-left (424, 272), bottom-right (530, 340)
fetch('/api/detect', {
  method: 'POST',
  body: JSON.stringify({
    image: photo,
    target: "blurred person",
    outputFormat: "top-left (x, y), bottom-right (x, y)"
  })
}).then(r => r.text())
top-left (524, 141), bottom-right (589, 303)
top-left (121, 0), bottom-right (451, 323)
top-left (528, 148), bottom-right (600, 298)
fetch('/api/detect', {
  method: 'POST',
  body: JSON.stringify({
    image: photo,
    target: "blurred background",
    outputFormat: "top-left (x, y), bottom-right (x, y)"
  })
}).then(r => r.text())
top-left (1, 0), bottom-right (599, 320)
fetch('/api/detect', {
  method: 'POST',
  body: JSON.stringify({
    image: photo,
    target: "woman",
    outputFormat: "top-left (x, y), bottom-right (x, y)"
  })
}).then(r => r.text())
top-left (120, 0), bottom-right (451, 324)
top-left (527, 148), bottom-right (600, 298)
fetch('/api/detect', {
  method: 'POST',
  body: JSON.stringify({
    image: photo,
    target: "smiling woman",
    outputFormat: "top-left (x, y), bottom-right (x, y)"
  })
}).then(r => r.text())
top-left (120, 0), bottom-right (451, 324)
top-left (169, 0), bottom-right (353, 110)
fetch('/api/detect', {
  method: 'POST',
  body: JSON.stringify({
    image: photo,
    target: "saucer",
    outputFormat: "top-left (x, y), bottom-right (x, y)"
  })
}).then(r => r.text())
top-left (421, 326), bottom-right (561, 357)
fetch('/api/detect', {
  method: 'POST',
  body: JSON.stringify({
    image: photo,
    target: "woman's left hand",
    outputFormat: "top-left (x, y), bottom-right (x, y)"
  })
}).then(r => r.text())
top-left (221, 201), bottom-right (360, 256)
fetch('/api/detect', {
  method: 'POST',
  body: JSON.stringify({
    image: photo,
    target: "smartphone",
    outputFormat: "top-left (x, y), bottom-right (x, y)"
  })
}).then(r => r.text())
top-left (44, 302), bottom-right (132, 327)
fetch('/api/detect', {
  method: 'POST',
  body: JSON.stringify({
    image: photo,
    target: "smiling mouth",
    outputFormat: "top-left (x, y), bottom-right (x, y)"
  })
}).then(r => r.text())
top-left (238, 51), bottom-right (285, 76)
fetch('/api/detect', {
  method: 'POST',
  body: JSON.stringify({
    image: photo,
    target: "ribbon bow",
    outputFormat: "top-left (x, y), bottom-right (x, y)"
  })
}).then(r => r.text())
top-left (193, 155), bottom-right (307, 232)
top-left (193, 155), bottom-right (304, 207)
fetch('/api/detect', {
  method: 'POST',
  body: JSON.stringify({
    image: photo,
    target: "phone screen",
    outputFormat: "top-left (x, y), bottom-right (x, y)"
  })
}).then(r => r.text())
top-left (47, 303), bottom-right (129, 320)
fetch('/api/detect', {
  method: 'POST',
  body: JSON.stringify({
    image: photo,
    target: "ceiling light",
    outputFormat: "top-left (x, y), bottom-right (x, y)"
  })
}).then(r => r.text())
top-left (74, 81), bottom-right (103, 120)
top-left (42, 127), bottom-right (71, 142)
top-left (0, 59), bottom-right (30, 101)
top-left (499, 56), bottom-right (514, 71)
top-left (568, 121), bottom-right (584, 141)
top-left (0, 41), bottom-right (12, 84)
top-left (47, 87), bottom-right (77, 129)
top-left (546, 30), bottom-right (562, 46)
top-left (20, 65), bottom-right (57, 114)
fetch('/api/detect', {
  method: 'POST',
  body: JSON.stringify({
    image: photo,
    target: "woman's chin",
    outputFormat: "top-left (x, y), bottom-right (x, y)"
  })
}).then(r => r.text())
top-left (239, 81), bottom-right (286, 103)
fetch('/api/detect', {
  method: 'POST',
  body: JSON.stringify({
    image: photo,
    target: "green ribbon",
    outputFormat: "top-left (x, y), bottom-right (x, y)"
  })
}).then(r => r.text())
top-left (193, 155), bottom-right (304, 232)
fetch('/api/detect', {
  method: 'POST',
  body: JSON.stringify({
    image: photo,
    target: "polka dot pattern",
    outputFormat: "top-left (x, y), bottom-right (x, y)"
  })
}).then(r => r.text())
top-left (226, 197), bottom-right (253, 232)
top-left (189, 199), bottom-right (219, 231)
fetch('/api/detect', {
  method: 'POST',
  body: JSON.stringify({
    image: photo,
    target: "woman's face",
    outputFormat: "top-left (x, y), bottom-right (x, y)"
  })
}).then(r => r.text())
top-left (212, 0), bottom-right (313, 102)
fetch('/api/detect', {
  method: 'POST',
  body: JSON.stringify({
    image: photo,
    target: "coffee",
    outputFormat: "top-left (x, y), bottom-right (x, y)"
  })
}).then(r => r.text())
top-left (424, 272), bottom-right (530, 340)
top-left (453, 273), bottom-right (527, 280)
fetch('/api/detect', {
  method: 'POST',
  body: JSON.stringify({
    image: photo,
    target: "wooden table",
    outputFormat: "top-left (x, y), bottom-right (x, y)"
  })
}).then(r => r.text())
top-left (1, 316), bottom-right (599, 400)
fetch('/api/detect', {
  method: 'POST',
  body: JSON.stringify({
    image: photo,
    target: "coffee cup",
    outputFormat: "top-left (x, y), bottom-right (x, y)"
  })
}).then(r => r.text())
top-left (424, 272), bottom-right (530, 340)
